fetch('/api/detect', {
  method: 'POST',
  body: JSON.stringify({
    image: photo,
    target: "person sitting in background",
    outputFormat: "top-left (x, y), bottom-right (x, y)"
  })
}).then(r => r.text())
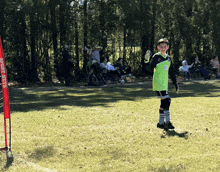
top-left (210, 56), bottom-right (220, 78)
top-left (100, 57), bottom-right (119, 82)
top-left (114, 58), bottom-right (132, 83)
top-left (87, 45), bottom-right (103, 86)
top-left (179, 60), bottom-right (193, 81)
top-left (191, 55), bottom-right (209, 80)
top-left (115, 58), bottom-right (132, 76)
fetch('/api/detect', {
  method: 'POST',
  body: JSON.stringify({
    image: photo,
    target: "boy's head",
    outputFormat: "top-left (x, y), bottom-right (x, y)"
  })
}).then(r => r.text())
top-left (157, 38), bottom-right (169, 55)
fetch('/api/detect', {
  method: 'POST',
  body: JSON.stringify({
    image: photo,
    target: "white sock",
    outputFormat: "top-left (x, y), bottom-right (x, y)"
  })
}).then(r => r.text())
top-left (159, 113), bottom-right (165, 124)
top-left (164, 110), bottom-right (170, 122)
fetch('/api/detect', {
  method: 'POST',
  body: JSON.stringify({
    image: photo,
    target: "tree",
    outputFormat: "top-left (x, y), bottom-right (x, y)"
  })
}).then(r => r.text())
top-left (0, 0), bottom-right (6, 40)
top-left (29, 1), bottom-right (40, 82)
top-left (49, 0), bottom-right (61, 82)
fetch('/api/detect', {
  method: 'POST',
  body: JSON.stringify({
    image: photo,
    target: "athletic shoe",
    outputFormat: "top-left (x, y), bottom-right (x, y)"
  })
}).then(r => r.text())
top-left (157, 122), bottom-right (165, 129)
top-left (165, 121), bottom-right (175, 130)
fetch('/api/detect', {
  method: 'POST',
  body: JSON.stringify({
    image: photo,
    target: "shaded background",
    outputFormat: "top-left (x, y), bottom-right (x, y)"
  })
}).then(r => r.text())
top-left (0, 0), bottom-right (219, 83)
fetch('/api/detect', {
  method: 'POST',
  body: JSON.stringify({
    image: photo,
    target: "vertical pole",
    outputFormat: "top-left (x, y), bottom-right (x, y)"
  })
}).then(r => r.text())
top-left (4, 118), bottom-right (7, 148)
top-left (0, 37), bottom-right (11, 151)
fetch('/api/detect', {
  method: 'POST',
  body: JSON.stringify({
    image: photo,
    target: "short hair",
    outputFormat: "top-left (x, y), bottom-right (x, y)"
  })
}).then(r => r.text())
top-left (157, 38), bottom-right (169, 45)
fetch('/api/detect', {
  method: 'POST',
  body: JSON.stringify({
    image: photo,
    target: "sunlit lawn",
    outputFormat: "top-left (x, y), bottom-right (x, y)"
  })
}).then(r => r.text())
top-left (1, 80), bottom-right (220, 171)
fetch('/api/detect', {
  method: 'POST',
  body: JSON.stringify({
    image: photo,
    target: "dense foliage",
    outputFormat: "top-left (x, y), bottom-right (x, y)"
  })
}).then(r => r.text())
top-left (0, 0), bottom-right (219, 83)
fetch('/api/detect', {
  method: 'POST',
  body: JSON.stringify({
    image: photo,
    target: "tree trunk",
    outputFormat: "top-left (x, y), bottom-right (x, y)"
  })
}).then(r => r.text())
top-left (75, 13), bottom-right (79, 70)
top-left (30, 10), bottom-right (40, 82)
top-left (0, 0), bottom-right (6, 40)
top-left (59, 1), bottom-right (66, 47)
top-left (123, 26), bottom-right (126, 64)
top-left (100, 0), bottom-right (107, 59)
top-left (21, 9), bottom-right (31, 83)
top-left (150, 0), bottom-right (157, 55)
top-left (49, 0), bottom-right (60, 82)
top-left (83, 0), bottom-right (88, 72)
top-left (43, 13), bottom-right (52, 82)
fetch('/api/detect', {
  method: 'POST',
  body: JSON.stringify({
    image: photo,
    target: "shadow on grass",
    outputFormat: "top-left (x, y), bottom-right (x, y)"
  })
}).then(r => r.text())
top-left (0, 151), bottom-right (14, 170)
top-left (5, 153), bottom-right (14, 169)
top-left (161, 130), bottom-right (189, 139)
top-left (7, 80), bottom-right (220, 112)
top-left (148, 163), bottom-right (189, 171)
top-left (28, 146), bottom-right (56, 161)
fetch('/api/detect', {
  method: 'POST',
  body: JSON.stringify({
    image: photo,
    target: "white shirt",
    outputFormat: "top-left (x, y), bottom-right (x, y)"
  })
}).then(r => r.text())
top-left (100, 62), bottom-right (108, 73)
top-left (100, 62), bottom-right (116, 73)
top-left (179, 65), bottom-right (191, 72)
top-left (90, 49), bottom-right (101, 64)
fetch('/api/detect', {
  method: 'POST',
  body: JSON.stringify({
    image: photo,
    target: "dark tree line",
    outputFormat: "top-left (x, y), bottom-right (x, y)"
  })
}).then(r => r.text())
top-left (0, 0), bottom-right (220, 83)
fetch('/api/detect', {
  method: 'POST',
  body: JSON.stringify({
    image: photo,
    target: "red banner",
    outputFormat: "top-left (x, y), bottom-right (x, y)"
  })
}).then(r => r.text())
top-left (0, 37), bottom-right (10, 119)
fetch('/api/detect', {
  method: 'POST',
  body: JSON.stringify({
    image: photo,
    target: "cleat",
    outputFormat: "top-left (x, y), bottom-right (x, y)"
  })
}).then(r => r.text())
top-left (165, 121), bottom-right (175, 130)
top-left (157, 122), bottom-right (165, 129)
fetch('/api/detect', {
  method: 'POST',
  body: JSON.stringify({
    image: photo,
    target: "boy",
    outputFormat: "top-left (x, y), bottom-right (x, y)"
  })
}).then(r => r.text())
top-left (147, 38), bottom-right (178, 130)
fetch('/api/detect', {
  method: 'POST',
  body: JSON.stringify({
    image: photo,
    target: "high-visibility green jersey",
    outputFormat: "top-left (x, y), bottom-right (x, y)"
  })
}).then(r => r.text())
top-left (153, 60), bottom-right (170, 91)
top-left (148, 53), bottom-right (177, 91)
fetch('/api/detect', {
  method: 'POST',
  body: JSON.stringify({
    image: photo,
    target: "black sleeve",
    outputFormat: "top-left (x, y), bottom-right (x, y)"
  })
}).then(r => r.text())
top-left (168, 58), bottom-right (177, 85)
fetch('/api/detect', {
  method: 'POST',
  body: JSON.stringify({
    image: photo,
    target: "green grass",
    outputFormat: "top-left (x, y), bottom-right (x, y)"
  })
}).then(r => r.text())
top-left (1, 80), bottom-right (220, 171)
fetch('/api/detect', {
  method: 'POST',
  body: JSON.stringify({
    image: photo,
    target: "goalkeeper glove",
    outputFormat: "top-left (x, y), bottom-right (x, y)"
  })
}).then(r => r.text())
top-left (144, 50), bottom-right (151, 63)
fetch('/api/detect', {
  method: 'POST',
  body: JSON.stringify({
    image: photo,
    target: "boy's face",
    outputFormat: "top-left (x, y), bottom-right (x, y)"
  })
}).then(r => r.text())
top-left (157, 43), bottom-right (169, 55)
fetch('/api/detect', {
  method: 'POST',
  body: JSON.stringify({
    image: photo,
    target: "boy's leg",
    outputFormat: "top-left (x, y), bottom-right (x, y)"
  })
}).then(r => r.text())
top-left (156, 91), bottom-right (168, 128)
top-left (159, 109), bottom-right (165, 124)
top-left (161, 98), bottom-right (175, 129)
top-left (160, 97), bottom-right (171, 123)
top-left (156, 91), bottom-right (175, 129)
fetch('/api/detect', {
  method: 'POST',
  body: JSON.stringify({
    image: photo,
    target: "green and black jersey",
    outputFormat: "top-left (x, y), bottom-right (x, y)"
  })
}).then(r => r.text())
top-left (149, 53), bottom-right (177, 91)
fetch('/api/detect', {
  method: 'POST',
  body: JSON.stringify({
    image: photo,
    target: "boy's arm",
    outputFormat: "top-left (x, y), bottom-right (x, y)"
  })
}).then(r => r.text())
top-left (169, 59), bottom-right (179, 91)
top-left (145, 55), bottom-right (157, 75)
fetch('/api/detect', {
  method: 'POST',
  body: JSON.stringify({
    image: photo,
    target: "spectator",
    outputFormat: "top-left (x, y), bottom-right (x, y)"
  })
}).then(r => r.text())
top-left (100, 57), bottom-right (119, 82)
top-left (87, 46), bottom-right (103, 85)
top-left (191, 55), bottom-right (209, 80)
top-left (62, 44), bottom-right (77, 86)
top-left (179, 60), bottom-right (193, 81)
top-left (210, 56), bottom-right (220, 78)
top-left (115, 58), bottom-right (132, 77)
top-left (89, 45), bottom-right (103, 64)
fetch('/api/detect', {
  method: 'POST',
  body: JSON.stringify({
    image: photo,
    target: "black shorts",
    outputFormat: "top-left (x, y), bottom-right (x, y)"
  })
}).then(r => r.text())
top-left (155, 91), bottom-right (169, 99)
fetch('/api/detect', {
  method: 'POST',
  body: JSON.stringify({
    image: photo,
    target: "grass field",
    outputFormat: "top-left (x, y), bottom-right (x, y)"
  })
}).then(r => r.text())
top-left (0, 80), bottom-right (220, 172)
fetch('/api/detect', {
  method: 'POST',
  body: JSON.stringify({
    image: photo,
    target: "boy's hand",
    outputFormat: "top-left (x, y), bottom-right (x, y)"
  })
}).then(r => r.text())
top-left (144, 50), bottom-right (151, 63)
